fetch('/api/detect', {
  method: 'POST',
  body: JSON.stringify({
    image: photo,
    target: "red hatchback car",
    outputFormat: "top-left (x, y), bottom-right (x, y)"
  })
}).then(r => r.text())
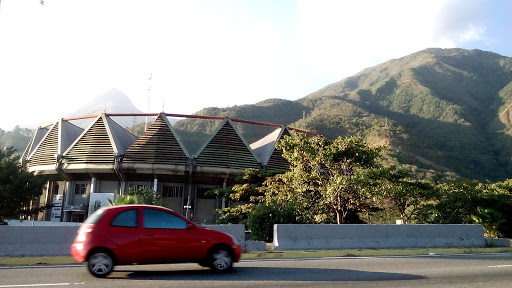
top-left (71, 205), bottom-right (243, 277)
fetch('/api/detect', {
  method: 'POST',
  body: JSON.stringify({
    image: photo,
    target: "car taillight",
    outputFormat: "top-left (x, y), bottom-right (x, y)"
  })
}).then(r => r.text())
top-left (76, 224), bottom-right (94, 242)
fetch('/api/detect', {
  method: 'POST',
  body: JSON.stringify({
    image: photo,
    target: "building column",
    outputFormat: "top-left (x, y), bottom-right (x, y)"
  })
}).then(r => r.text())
top-left (153, 177), bottom-right (158, 195)
top-left (63, 181), bottom-right (72, 222)
top-left (65, 181), bottom-right (73, 206)
top-left (222, 177), bottom-right (227, 209)
top-left (90, 177), bottom-right (97, 194)
top-left (120, 181), bottom-right (126, 196)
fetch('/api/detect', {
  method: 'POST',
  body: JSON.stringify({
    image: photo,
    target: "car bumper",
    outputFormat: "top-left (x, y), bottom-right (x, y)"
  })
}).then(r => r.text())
top-left (233, 244), bottom-right (243, 262)
top-left (70, 243), bottom-right (87, 262)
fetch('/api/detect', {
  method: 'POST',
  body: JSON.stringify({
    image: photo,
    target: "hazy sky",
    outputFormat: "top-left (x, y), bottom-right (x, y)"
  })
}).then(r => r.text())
top-left (0, 0), bottom-right (510, 130)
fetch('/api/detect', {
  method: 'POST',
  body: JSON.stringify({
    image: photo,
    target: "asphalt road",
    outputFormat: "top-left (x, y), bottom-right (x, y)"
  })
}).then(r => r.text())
top-left (1, 253), bottom-right (511, 288)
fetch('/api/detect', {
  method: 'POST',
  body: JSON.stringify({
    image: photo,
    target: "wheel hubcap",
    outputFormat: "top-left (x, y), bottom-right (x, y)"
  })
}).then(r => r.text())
top-left (89, 253), bottom-right (112, 275)
top-left (212, 250), bottom-right (232, 270)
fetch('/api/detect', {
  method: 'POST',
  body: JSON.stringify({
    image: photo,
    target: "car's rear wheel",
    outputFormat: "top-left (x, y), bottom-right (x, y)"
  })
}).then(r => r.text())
top-left (87, 252), bottom-right (114, 278)
top-left (209, 248), bottom-right (233, 272)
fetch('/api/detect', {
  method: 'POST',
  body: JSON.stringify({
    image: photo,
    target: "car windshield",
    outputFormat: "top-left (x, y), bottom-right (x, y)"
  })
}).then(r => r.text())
top-left (84, 208), bottom-right (106, 225)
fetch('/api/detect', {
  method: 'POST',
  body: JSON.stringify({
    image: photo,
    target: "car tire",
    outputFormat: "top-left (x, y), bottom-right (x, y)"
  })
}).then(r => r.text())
top-left (208, 248), bottom-right (233, 272)
top-left (87, 251), bottom-right (114, 278)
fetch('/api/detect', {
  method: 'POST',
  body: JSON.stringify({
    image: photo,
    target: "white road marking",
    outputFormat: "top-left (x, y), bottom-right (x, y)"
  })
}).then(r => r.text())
top-left (0, 265), bottom-right (81, 270)
top-left (0, 284), bottom-right (70, 288)
top-left (488, 265), bottom-right (512, 268)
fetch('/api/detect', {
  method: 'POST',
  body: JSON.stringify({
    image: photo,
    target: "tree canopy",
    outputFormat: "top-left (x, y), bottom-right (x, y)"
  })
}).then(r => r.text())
top-left (109, 186), bottom-right (163, 206)
top-left (270, 134), bottom-right (383, 224)
top-left (0, 147), bottom-right (48, 223)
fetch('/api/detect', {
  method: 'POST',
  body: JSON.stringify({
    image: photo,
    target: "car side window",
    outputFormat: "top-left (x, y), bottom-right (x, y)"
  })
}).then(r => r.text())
top-left (143, 209), bottom-right (188, 229)
top-left (111, 209), bottom-right (138, 228)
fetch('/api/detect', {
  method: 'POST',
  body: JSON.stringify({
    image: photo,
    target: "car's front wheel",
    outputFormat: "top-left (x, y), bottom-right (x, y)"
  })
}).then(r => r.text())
top-left (87, 251), bottom-right (114, 278)
top-left (208, 248), bottom-right (233, 272)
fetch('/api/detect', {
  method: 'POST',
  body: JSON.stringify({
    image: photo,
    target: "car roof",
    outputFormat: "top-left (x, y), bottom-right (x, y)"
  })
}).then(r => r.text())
top-left (102, 204), bottom-right (176, 212)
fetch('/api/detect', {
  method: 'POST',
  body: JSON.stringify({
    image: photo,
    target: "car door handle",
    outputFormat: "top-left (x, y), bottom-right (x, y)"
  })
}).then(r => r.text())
top-left (144, 234), bottom-right (154, 237)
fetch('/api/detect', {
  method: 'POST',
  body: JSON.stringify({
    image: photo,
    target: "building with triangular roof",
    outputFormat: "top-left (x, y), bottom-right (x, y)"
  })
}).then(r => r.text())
top-left (22, 113), bottom-right (316, 224)
top-left (62, 114), bottom-right (137, 169)
top-left (23, 119), bottom-right (83, 173)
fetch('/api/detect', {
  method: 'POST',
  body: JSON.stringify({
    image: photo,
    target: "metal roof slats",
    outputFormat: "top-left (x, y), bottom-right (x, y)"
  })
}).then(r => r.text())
top-left (21, 126), bottom-right (49, 162)
top-left (63, 116), bottom-right (115, 163)
top-left (195, 118), bottom-right (261, 169)
top-left (27, 123), bottom-right (59, 166)
top-left (62, 114), bottom-right (138, 164)
top-left (123, 113), bottom-right (189, 165)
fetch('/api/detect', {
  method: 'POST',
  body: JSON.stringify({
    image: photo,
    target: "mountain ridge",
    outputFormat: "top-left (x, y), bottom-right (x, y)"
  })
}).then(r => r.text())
top-left (4, 48), bottom-right (512, 181)
top-left (174, 48), bottom-right (512, 181)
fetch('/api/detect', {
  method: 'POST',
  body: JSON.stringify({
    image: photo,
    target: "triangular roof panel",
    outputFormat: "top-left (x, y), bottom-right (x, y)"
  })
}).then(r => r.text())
top-left (60, 119), bottom-right (85, 155)
top-left (123, 113), bottom-right (190, 165)
top-left (250, 126), bottom-right (292, 170)
top-left (104, 116), bottom-right (138, 155)
top-left (195, 118), bottom-right (260, 169)
top-left (24, 119), bottom-right (85, 167)
top-left (63, 114), bottom-right (136, 164)
top-left (21, 126), bottom-right (50, 162)
top-left (26, 123), bottom-right (58, 167)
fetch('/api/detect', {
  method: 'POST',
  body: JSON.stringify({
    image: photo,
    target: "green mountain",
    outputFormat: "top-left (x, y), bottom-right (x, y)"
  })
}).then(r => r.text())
top-left (0, 126), bottom-right (34, 156)
top-left (174, 48), bottom-right (512, 181)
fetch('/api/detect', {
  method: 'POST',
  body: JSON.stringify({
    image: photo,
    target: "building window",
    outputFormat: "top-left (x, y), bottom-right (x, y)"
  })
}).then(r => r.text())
top-left (74, 183), bottom-right (87, 195)
top-left (163, 184), bottom-right (183, 198)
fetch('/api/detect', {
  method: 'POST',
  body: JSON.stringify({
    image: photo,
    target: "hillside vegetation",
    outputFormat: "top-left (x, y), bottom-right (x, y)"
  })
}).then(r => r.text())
top-left (4, 48), bottom-right (511, 181)
top-left (175, 48), bottom-right (512, 181)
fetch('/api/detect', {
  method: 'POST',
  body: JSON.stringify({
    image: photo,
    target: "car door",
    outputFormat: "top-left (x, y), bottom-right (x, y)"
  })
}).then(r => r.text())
top-left (139, 208), bottom-right (204, 264)
top-left (105, 208), bottom-right (143, 264)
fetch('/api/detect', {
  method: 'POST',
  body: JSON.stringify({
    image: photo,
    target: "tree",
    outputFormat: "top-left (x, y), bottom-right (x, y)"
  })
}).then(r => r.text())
top-left (432, 179), bottom-right (482, 224)
top-left (109, 187), bottom-right (163, 206)
top-left (0, 147), bottom-right (48, 223)
top-left (471, 180), bottom-right (511, 238)
top-left (128, 186), bottom-right (163, 206)
top-left (271, 134), bottom-right (383, 224)
top-left (247, 201), bottom-right (300, 242)
top-left (0, 126), bottom-right (33, 156)
top-left (431, 179), bottom-right (511, 238)
top-left (375, 168), bottom-right (437, 224)
top-left (108, 195), bottom-right (137, 206)
top-left (208, 168), bottom-right (285, 225)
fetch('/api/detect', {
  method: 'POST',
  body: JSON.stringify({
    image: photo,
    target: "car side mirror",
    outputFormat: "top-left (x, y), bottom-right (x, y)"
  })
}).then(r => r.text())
top-left (187, 223), bottom-right (196, 229)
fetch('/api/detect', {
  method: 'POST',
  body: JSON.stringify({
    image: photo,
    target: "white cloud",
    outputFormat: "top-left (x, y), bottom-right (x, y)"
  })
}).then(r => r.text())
top-left (458, 24), bottom-right (487, 42)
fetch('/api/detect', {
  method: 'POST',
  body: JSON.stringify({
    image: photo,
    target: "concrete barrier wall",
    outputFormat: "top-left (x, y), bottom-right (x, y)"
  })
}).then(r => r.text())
top-left (200, 224), bottom-right (246, 251)
top-left (486, 238), bottom-right (512, 247)
top-left (272, 224), bottom-right (486, 250)
top-left (0, 226), bottom-right (80, 257)
top-left (0, 223), bottom-right (495, 256)
top-left (0, 223), bottom-right (246, 257)
top-left (6, 220), bottom-right (81, 226)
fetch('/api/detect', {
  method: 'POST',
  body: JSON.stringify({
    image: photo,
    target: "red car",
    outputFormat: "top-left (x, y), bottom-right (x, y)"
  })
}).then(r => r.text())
top-left (71, 205), bottom-right (243, 277)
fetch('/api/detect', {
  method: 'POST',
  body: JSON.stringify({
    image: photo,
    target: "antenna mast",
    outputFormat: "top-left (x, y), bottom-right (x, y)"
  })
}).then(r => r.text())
top-left (145, 73), bottom-right (152, 131)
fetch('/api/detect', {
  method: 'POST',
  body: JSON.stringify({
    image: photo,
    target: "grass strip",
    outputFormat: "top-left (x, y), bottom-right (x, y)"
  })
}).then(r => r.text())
top-left (242, 247), bottom-right (512, 260)
top-left (1, 247), bottom-right (511, 266)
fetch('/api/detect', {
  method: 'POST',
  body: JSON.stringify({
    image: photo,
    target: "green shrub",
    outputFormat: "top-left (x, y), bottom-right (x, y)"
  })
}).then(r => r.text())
top-left (247, 202), bottom-right (300, 242)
